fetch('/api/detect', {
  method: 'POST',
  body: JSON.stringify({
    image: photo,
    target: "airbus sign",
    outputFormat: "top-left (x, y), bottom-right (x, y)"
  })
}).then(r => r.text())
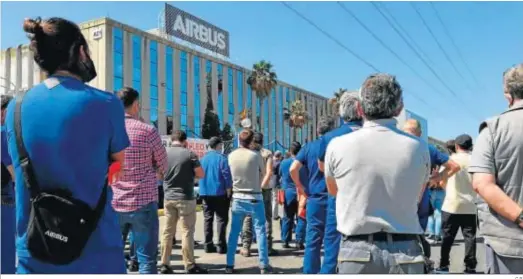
top-left (165, 3), bottom-right (230, 57)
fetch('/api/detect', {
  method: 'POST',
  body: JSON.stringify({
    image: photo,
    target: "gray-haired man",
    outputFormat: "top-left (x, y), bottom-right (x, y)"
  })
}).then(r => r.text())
top-left (469, 63), bottom-right (523, 274)
top-left (325, 74), bottom-right (430, 274)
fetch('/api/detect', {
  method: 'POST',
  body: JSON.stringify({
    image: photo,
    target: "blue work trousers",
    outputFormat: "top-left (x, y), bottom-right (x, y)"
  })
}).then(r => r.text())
top-left (1, 204), bottom-right (16, 274)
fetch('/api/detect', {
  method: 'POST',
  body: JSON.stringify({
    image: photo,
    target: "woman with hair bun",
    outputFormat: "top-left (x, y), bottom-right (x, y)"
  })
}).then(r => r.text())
top-left (5, 17), bottom-right (130, 273)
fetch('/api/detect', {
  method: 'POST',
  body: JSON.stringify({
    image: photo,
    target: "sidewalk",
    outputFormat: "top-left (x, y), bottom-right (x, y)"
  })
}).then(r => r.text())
top-left (128, 211), bottom-right (485, 274)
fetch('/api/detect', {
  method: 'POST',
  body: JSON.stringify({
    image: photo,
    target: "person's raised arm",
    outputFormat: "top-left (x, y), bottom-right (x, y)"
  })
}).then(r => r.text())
top-left (470, 129), bottom-right (523, 228)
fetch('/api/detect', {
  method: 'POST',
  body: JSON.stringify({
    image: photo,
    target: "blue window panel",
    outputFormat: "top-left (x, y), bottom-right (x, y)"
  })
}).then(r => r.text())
top-left (114, 54), bottom-right (123, 78)
top-left (132, 80), bottom-right (140, 91)
top-left (181, 92), bottom-right (187, 105)
top-left (278, 86), bottom-right (283, 144)
top-left (114, 77), bottom-right (123, 92)
top-left (166, 47), bottom-right (173, 117)
top-left (247, 85), bottom-right (252, 109)
top-left (237, 71), bottom-right (243, 112)
top-left (271, 88), bottom-right (276, 144)
top-left (149, 40), bottom-right (158, 125)
top-left (180, 51), bottom-right (188, 128)
top-left (114, 27), bottom-right (123, 39)
top-left (264, 97), bottom-right (269, 144)
top-left (150, 65), bottom-right (158, 86)
top-left (228, 68), bottom-right (234, 125)
top-left (114, 38), bottom-right (123, 54)
top-left (217, 64), bottom-right (224, 129)
top-left (206, 60), bottom-right (212, 74)
top-left (193, 56), bottom-right (200, 131)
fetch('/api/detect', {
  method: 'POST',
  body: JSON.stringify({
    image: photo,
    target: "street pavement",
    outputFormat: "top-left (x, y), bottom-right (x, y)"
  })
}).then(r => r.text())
top-left (129, 211), bottom-right (485, 274)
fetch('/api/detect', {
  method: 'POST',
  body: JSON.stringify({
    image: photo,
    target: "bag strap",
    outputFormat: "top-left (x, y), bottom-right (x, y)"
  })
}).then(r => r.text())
top-left (14, 88), bottom-right (108, 217)
top-left (14, 91), bottom-right (41, 200)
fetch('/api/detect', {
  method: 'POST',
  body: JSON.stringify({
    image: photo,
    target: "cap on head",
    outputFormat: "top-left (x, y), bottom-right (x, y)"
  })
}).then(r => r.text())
top-left (455, 134), bottom-right (473, 151)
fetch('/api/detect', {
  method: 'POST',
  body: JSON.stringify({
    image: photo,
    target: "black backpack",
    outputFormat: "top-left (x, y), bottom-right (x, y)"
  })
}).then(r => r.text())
top-left (14, 90), bottom-right (108, 265)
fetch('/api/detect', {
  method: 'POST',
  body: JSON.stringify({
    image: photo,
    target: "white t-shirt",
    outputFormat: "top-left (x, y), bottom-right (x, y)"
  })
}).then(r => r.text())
top-left (442, 152), bottom-right (477, 214)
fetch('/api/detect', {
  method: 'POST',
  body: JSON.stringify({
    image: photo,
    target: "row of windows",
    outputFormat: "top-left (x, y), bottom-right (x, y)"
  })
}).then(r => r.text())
top-left (112, 27), bottom-right (325, 145)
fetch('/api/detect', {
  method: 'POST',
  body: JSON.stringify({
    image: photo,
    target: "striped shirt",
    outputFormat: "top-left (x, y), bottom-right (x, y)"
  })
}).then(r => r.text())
top-left (112, 115), bottom-right (168, 212)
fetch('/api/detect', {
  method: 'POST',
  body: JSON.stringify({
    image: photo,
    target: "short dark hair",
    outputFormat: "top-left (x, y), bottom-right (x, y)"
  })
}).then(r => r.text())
top-left (253, 132), bottom-right (264, 145)
top-left (1, 95), bottom-right (13, 110)
top-left (317, 116), bottom-right (335, 135)
top-left (117, 87), bottom-right (140, 109)
top-left (290, 141), bottom-right (302, 155)
top-left (24, 17), bottom-right (91, 76)
top-left (239, 129), bottom-right (254, 148)
top-left (208, 136), bottom-right (222, 149)
top-left (172, 130), bottom-right (187, 142)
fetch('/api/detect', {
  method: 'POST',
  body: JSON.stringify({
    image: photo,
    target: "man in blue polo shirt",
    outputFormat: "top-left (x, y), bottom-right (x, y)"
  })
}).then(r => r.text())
top-left (1, 95), bottom-right (15, 274)
top-left (290, 116), bottom-right (335, 273)
top-left (199, 136), bottom-right (233, 254)
top-left (317, 91), bottom-right (362, 274)
top-left (6, 17), bottom-right (130, 273)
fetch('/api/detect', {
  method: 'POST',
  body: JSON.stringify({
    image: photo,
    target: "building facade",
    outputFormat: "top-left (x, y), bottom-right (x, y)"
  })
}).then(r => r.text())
top-left (0, 17), bottom-right (331, 148)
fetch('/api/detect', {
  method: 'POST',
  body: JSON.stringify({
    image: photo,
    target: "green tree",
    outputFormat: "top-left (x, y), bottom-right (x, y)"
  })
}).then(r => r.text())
top-left (220, 123), bottom-right (234, 141)
top-left (284, 99), bottom-right (309, 142)
top-left (329, 88), bottom-right (347, 116)
top-left (247, 60), bottom-right (278, 130)
top-left (201, 73), bottom-right (221, 139)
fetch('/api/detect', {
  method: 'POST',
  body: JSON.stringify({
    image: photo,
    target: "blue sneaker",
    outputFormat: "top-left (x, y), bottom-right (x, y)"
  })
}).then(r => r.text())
top-left (435, 266), bottom-right (449, 274)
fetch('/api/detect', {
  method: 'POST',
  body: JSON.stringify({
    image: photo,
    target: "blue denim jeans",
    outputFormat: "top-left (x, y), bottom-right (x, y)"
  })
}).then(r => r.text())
top-left (338, 235), bottom-right (425, 274)
top-left (227, 199), bottom-right (269, 269)
top-left (427, 189), bottom-right (445, 237)
top-left (118, 202), bottom-right (159, 274)
top-left (1, 204), bottom-right (16, 274)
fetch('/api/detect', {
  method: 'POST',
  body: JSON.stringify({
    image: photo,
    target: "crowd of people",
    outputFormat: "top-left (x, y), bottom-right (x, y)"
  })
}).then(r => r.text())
top-left (1, 16), bottom-right (523, 275)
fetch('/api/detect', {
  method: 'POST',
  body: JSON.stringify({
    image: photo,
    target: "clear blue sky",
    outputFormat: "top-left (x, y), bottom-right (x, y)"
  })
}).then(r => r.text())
top-left (2, 1), bottom-right (522, 141)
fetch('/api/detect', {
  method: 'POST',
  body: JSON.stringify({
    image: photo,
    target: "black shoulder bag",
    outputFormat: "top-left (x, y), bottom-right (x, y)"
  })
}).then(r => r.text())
top-left (14, 91), bottom-right (108, 265)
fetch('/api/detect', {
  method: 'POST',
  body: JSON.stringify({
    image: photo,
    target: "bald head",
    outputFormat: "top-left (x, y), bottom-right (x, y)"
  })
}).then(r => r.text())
top-left (403, 119), bottom-right (422, 137)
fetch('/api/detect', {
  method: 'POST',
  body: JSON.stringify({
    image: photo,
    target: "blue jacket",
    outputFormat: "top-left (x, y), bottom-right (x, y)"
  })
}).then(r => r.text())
top-left (199, 150), bottom-right (232, 196)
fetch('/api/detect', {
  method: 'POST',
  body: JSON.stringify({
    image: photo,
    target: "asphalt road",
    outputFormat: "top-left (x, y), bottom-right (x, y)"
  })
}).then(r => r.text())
top-left (128, 211), bottom-right (485, 274)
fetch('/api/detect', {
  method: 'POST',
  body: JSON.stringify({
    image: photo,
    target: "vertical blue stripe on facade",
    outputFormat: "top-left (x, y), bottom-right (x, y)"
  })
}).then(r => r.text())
top-left (113, 27), bottom-right (123, 92)
top-left (180, 51), bottom-right (188, 132)
top-left (149, 40), bottom-right (158, 127)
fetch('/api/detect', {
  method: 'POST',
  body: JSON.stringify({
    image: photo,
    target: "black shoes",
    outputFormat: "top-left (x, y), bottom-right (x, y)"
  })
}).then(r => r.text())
top-left (205, 245), bottom-right (217, 253)
top-left (268, 248), bottom-right (278, 256)
top-left (282, 242), bottom-right (291, 249)
top-left (217, 246), bottom-right (227, 254)
top-left (464, 267), bottom-right (477, 274)
top-left (126, 259), bottom-right (138, 272)
top-left (160, 264), bottom-right (174, 274)
top-left (260, 265), bottom-right (274, 274)
top-left (225, 266), bottom-right (234, 274)
top-left (296, 242), bottom-right (305, 250)
top-left (187, 265), bottom-right (208, 274)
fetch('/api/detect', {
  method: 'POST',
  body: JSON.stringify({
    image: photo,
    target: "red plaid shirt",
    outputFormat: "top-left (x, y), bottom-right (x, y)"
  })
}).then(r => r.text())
top-left (111, 115), bottom-right (168, 212)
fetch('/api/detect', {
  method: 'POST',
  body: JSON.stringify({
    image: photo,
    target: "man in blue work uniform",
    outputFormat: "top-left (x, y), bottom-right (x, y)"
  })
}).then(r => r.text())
top-left (199, 137), bottom-right (233, 254)
top-left (289, 115), bottom-right (336, 273)
top-left (317, 91), bottom-right (363, 274)
top-left (1, 95), bottom-right (15, 274)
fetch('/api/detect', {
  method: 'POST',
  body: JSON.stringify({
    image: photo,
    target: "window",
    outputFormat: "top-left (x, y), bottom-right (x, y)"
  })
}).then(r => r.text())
top-left (180, 51), bottom-right (188, 132)
top-left (278, 86), bottom-right (283, 145)
top-left (149, 41), bottom-right (158, 127)
top-left (271, 87), bottom-right (276, 145)
top-left (264, 97), bottom-right (269, 145)
top-left (256, 94), bottom-right (261, 129)
top-left (132, 35), bottom-right (141, 92)
top-left (247, 81), bottom-right (252, 109)
top-left (166, 47), bottom-right (174, 135)
top-left (193, 56), bottom-right (201, 136)
top-left (228, 68), bottom-right (234, 126)
top-left (217, 64), bottom-right (224, 129)
top-left (237, 71), bottom-right (243, 113)
top-left (113, 27), bottom-right (123, 92)
top-left (285, 87), bottom-right (290, 148)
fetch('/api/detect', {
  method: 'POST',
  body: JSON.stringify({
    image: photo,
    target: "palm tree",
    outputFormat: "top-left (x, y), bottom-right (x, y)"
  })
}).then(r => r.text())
top-left (329, 88), bottom-right (347, 115)
top-left (247, 60), bottom-right (278, 130)
top-left (284, 99), bottom-right (309, 142)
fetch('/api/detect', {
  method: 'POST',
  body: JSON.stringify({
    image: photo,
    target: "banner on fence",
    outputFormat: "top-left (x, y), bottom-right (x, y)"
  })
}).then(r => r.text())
top-left (161, 136), bottom-right (209, 159)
